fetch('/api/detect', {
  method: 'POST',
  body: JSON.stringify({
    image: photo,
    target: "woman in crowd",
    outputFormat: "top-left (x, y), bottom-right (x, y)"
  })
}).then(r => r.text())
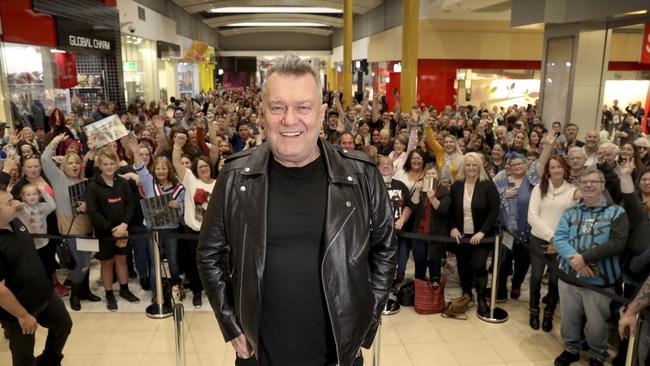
top-left (425, 128), bottom-right (463, 185)
top-left (85, 147), bottom-right (140, 311)
top-left (528, 130), bottom-right (542, 155)
top-left (509, 130), bottom-right (528, 155)
top-left (127, 137), bottom-right (185, 300)
top-left (409, 166), bottom-right (451, 286)
top-left (617, 142), bottom-right (643, 179)
top-left (487, 142), bottom-right (507, 178)
top-left (172, 133), bottom-right (216, 307)
top-left (42, 133), bottom-right (100, 310)
top-left (449, 152), bottom-right (500, 317)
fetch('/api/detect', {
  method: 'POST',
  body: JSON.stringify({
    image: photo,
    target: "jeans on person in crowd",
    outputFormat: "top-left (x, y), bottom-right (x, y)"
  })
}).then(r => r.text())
top-left (130, 224), bottom-right (151, 282)
top-left (397, 237), bottom-right (412, 275)
top-left (558, 280), bottom-right (612, 362)
top-left (66, 238), bottom-right (91, 284)
top-left (528, 235), bottom-right (558, 302)
top-left (411, 239), bottom-right (429, 280)
top-left (0, 292), bottom-right (72, 366)
top-left (498, 239), bottom-right (530, 295)
top-left (181, 227), bottom-right (204, 295)
top-left (454, 242), bottom-right (491, 296)
top-left (427, 241), bottom-right (444, 282)
top-left (148, 230), bottom-right (180, 293)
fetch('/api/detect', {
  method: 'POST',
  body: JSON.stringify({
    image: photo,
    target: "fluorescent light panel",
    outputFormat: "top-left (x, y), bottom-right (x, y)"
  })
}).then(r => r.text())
top-left (210, 7), bottom-right (341, 14)
top-left (226, 22), bottom-right (328, 27)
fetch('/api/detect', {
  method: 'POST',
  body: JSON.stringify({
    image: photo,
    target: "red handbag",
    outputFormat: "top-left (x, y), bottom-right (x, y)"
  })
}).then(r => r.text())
top-left (414, 276), bottom-right (446, 315)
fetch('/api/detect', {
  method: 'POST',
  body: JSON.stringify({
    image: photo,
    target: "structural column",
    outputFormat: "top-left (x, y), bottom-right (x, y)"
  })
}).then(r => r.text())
top-left (540, 23), bottom-right (611, 135)
top-left (343, 0), bottom-right (353, 108)
top-left (400, 0), bottom-right (419, 110)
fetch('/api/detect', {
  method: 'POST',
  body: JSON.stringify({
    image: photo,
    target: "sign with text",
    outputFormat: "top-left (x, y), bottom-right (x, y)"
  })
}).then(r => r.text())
top-left (83, 115), bottom-right (129, 150)
top-left (141, 193), bottom-right (180, 228)
top-left (56, 18), bottom-right (113, 52)
top-left (642, 23), bottom-right (650, 64)
top-left (54, 52), bottom-right (78, 89)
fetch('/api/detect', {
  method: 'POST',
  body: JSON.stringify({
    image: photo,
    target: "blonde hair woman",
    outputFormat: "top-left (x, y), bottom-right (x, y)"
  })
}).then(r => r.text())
top-left (449, 152), bottom-right (500, 317)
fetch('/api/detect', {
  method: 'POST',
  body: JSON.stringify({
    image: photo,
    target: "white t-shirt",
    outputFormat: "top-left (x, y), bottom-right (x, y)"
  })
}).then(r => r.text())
top-left (182, 171), bottom-right (216, 231)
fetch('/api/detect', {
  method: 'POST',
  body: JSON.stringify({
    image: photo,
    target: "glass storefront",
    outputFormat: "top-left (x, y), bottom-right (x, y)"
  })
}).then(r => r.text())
top-left (178, 62), bottom-right (197, 98)
top-left (0, 42), bottom-right (70, 128)
top-left (121, 35), bottom-right (157, 105)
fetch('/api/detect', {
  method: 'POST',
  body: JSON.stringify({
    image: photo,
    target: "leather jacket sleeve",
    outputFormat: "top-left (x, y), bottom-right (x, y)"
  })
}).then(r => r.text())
top-left (197, 170), bottom-right (242, 342)
top-left (361, 163), bottom-right (398, 348)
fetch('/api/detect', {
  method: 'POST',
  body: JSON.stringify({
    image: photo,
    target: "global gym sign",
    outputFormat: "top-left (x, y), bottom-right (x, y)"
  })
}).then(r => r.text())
top-left (68, 36), bottom-right (111, 50)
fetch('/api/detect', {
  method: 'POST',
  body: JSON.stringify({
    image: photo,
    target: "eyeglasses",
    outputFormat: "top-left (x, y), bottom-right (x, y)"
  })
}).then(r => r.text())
top-left (579, 180), bottom-right (603, 186)
top-left (635, 146), bottom-right (648, 150)
top-left (509, 162), bottom-right (525, 167)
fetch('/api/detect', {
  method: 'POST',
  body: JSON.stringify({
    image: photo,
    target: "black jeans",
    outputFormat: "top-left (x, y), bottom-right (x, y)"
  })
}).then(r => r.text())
top-left (0, 292), bottom-right (72, 366)
top-left (454, 242), bottom-right (491, 296)
top-left (235, 355), bottom-right (365, 366)
top-left (497, 239), bottom-right (530, 295)
top-left (528, 235), bottom-right (558, 302)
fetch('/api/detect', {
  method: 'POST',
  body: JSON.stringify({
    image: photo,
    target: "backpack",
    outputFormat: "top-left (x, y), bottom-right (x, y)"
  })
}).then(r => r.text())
top-left (397, 280), bottom-right (415, 306)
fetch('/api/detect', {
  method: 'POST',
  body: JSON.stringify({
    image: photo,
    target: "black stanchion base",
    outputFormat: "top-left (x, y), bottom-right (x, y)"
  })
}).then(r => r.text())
top-left (146, 303), bottom-right (173, 319)
top-left (477, 307), bottom-right (508, 323)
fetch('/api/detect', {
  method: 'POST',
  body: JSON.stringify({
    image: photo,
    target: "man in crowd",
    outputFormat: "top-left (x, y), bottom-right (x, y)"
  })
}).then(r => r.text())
top-left (0, 189), bottom-right (72, 366)
top-left (198, 55), bottom-right (397, 366)
top-left (553, 167), bottom-right (628, 366)
top-left (558, 123), bottom-right (585, 155)
top-left (583, 130), bottom-right (600, 166)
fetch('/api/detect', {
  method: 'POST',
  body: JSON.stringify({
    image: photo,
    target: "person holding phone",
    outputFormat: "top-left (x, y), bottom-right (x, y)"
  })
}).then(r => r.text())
top-left (409, 166), bottom-right (451, 286)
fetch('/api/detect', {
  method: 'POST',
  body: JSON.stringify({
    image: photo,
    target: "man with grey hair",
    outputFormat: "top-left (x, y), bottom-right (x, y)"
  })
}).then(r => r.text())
top-left (198, 54), bottom-right (397, 366)
top-left (553, 167), bottom-right (628, 366)
top-left (566, 146), bottom-right (587, 185)
top-left (584, 130), bottom-right (600, 166)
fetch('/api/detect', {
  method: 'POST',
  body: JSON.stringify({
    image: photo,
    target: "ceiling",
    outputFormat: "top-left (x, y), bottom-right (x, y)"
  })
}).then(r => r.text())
top-left (171, 0), bottom-right (517, 37)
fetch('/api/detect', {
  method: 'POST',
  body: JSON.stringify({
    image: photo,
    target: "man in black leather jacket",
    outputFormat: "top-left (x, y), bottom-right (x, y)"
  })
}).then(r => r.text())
top-left (197, 55), bottom-right (397, 366)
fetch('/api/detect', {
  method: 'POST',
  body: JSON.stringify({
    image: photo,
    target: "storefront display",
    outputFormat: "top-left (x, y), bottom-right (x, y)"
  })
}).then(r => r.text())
top-left (121, 35), bottom-right (157, 105)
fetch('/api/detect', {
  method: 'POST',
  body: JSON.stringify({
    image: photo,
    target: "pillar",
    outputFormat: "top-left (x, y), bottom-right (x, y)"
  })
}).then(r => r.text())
top-left (540, 23), bottom-right (611, 137)
top-left (343, 0), bottom-right (353, 108)
top-left (400, 0), bottom-right (419, 110)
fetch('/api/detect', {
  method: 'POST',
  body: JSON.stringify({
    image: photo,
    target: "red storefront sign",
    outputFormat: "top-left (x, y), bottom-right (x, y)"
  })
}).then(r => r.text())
top-left (54, 52), bottom-right (78, 89)
top-left (642, 24), bottom-right (650, 64)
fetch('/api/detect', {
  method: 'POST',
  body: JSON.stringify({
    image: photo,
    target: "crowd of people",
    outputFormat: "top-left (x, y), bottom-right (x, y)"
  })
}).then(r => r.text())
top-left (0, 68), bottom-right (649, 365)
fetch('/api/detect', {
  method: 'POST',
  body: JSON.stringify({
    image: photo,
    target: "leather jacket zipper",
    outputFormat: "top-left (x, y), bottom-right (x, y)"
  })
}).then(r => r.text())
top-left (322, 206), bottom-right (356, 365)
top-left (351, 235), bottom-right (370, 265)
top-left (238, 223), bottom-right (248, 325)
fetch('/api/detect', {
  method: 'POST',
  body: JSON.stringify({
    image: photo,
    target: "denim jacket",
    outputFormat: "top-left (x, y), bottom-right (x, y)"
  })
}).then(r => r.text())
top-left (494, 163), bottom-right (540, 242)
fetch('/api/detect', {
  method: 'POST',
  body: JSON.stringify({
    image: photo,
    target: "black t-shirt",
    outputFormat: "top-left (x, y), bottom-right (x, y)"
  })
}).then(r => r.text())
top-left (259, 155), bottom-right (336, 366)
top-left (0, 219), bottom-right (53, 320)
top-left (385, 178), bottom-right (410, 221)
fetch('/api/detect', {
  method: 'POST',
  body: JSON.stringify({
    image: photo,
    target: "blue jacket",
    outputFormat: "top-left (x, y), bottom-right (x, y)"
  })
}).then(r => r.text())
top-left (553, 198), bottom-right (629, 286)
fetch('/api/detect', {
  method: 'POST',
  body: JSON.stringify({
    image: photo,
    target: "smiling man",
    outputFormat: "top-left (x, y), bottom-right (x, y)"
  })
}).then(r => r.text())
top-left (198, 55), bottom-right (397, 366)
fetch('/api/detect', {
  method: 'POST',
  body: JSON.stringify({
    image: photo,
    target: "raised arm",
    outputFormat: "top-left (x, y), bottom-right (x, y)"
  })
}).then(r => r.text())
top-left (41, 133), bottom-right (67, 183)
top-left (172, 133), bottom-right (188, 182)
top-left (537, 133), bottom-right (555, 177)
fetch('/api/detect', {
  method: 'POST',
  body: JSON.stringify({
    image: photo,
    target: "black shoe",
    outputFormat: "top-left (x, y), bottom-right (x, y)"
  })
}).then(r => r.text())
top-left (193, 293), bottom-right (202, 308)
top-left (106, 292), bottom-right (118, 312)
top-left (119, 288), bottom-right (140, 303)
top-left (485, 289), bottom-right (508, 303)
top-left (529, 311), bottom-right (540, 330)
top-left (554, 350), bottom-right (580, 366)
top-left (80, 290), bottom-right (101, 302)
top-left (542, 315), bottom-right (554, 332)
top-left (140, 277), bottom-right (151, 291)
top-left (394, 273), bottom-right (405, 286)
top-left (477, 296), bottom-right (490, 317)
top-left (588, 358), bottom-right (604, 366)
top-left (510, 287), bottom-right (521, 299)
top-left (35, 353), bottom-right (63, 366)
top-left (69, 285), bottom-right (81, 311)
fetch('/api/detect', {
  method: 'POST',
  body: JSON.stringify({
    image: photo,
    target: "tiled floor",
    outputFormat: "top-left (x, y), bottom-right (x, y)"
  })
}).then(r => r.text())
top-left (0, 260), bottom-right (620, 366)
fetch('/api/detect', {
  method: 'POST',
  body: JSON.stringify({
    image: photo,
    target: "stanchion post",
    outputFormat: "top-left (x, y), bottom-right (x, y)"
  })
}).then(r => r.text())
top-left (146, 231), bottom-right (173, 319)
top-left (174, 302), bottom-right (186, 366)
top-left (625, 313), bottom-right (640, 366)
top-left (477, 235), bottom-right (508, 323)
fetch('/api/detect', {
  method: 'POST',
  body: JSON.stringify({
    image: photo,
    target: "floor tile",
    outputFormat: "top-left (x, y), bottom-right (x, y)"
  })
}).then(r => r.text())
top-left (448, 339), bottom-right (504, 365)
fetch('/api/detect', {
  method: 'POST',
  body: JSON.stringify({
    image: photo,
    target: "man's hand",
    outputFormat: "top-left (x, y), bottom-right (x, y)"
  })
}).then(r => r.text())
top-left (111, 223), bottom-right (128, 238)
top-left (18, 314), bottom-right (38, 335)
top-left (231, 334), bottom-right (253, 358)
top-left (619, 310), bottom-right (637, 340)
top-left (568, 253), bottom-right (586, 271)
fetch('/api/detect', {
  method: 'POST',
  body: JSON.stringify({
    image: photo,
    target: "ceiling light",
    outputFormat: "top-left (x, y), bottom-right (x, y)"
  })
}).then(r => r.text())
top-left (210, 7), bottom-right (341, 14)
top-left (614, 10), bottom-right (647, 18)
top-left (226, 22), bottom-right (328, 27)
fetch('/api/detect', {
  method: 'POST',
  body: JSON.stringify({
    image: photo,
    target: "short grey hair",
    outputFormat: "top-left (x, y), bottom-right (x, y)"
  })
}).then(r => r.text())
top-left (262, 54), bottom-right (321, 101)
top-left (598, 141), bottom-right (618, 153)
top-left (579, 166), bottom-right (605, 183)
top-left (568, 146), bottom-right (586, 158)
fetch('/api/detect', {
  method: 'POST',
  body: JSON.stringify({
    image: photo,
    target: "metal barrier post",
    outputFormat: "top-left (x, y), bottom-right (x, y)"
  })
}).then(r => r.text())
top-left (625, 313), bottom-right (641, 366)
top-left (477, 235), bottom-right (508, 323)
top-left (372, 319), bottom-right (381, 366)
top-left (146, 231), bottom-right (173, 319)
top-left (174, 302), bottom-right (186, 366)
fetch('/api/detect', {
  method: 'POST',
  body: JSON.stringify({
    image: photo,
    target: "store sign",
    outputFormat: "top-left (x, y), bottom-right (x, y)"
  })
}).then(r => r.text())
top-left (56, 18), bottom-right (113, 52)
top-left (642, 23), bottom-right (650, 64)
top-left (54, 52), bottom-right (78, 89)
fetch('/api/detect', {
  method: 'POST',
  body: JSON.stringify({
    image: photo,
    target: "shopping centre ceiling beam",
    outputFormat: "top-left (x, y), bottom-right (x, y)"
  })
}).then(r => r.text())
top-left (218, 26), bottom-right (333, 36)
top-left (203, 13), bottom-right (343, 28)
top-left (172, 0), bottom-right (382, 15)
